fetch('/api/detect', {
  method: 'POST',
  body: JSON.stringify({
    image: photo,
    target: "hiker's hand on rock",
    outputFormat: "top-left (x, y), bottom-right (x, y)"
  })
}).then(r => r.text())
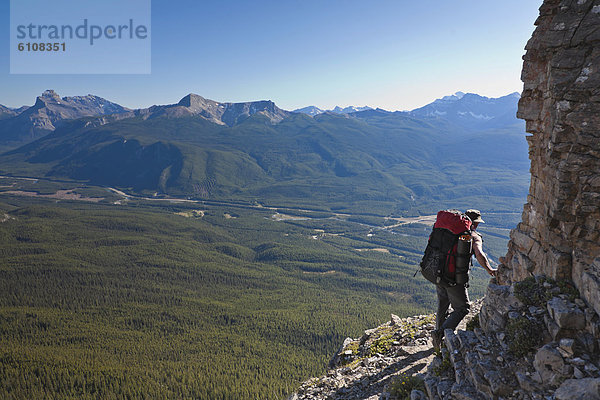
top-left (488, 269), bottom-right (497, 277)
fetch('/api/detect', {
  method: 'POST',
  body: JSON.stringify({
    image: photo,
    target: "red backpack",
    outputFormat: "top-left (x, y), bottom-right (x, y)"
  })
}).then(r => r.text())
top-left (419, 210), bottom-right (473, 286)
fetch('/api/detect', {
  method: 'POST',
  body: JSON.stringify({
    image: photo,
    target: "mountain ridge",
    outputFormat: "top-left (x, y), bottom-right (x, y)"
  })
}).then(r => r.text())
top-left (0, 91), bottom-right (295, 150)
top-left (0, 90), bottom-right (529, 215)
top-left (0, 90), bottom-right (521, 151)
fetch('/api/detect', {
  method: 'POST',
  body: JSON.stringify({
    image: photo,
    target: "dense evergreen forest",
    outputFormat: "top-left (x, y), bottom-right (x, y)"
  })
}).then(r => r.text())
top-left (0, 182), bottom-right (514, 399)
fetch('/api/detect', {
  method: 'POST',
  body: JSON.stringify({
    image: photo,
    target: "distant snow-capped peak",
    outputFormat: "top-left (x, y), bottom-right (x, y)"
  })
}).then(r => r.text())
top-left (408, 91), bottom-right (521, 128)
top-left (439, 91), bottom-right (466, 102)
top-left (293, 105), bottom-right (373, 116)
top-left (292, 106), bottom-right (325, 116)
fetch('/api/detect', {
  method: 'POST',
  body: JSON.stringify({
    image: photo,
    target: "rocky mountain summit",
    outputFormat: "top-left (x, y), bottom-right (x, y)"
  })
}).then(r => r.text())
top-left (140, 93), bottom-right (290, 126)
top-left (0, 90), bottom-right (129, 144)
top-left (289, 0), bottom-right (600, 398)
top-left (24, 89), bottom-right (128, 128)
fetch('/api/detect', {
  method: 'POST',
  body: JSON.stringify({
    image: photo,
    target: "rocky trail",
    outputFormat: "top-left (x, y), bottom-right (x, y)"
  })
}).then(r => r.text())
top-left (289, 276), bottom-right (600, 400)
top-left (289, 302), bottom-right (482, 400)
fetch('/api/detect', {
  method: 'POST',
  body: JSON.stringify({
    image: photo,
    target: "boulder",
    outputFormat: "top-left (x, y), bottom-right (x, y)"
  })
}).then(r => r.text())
top-left (555, 378), bottom-right (600, 400)
top-left (534, 344), bottom-right (573, 386)
top-left (547, 297), bottom-right (586, 330)
top-left (480, 283), bottom-right (524, 333)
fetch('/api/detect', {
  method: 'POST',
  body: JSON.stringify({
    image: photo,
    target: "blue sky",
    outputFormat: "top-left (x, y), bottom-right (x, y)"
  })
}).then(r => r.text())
top-left (1, 0), bottom-right (541, 111)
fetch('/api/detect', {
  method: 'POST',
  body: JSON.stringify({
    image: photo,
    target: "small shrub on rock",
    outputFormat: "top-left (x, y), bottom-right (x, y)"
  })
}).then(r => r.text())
top-left (465, 314), bottom-right (480, 331)
top-left (514, 275), bottom-right (580, 308)
top-left (506, 316), bottom-right (542, 357)
top-left (401, 314), bottom-right (435, 339)
top-left (432, 350), bottom-right (452, 377)
top-left (388, 373), bottom-right (425, 400)
top-left (514, 276), bottom-right (549, 307)
top-left (555, 279), bottom-right (579, 301)
top-left (368, 334), bottom-right (394, 356)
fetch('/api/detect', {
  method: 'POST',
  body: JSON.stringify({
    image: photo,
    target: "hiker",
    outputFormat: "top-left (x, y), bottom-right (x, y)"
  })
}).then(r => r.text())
top-left (431, 209), bottom-right (496, 351)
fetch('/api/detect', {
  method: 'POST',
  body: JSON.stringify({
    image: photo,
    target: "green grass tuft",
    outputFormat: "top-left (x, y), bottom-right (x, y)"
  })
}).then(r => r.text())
top-left (506, 316), bottom-right (542, 357)
top-left (388, 373), bottom-right (425, 400)
top-left (465, 314), bottom-right (480, 331)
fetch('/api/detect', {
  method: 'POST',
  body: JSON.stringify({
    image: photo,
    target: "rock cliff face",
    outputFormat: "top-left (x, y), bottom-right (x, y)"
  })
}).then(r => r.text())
top-left (500, 0), bottom-right (600, 317)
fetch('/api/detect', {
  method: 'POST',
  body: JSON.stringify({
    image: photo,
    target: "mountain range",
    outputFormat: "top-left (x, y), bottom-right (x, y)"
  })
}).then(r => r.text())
top-left (0, 90), bottom-right (529, 214)
top-left (0, 91), bottom-right (520, 145)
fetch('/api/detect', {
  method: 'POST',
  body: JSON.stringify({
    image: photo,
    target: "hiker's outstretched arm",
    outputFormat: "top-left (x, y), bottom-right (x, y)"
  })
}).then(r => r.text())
top-left (473, 234), bottom-right (496, 276)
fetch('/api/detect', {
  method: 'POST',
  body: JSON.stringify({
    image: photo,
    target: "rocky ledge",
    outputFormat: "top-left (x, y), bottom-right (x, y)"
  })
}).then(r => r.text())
top-left (288, 300), bottom-right (482, 400)
top-left (288, 276), bottom-right (600, 400)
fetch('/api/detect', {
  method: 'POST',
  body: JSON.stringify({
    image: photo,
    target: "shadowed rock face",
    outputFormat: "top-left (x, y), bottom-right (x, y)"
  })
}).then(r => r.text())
top-left (500, 0), bottom-right (600, 316)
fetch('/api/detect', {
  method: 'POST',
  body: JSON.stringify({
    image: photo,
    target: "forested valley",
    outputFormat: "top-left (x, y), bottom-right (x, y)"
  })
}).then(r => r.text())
top-left (0, 182), bottom-right (515, 399)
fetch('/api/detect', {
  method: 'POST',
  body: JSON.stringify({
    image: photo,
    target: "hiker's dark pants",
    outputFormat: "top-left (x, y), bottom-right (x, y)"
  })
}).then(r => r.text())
top-left (436, 283), bottom-right (470, 332)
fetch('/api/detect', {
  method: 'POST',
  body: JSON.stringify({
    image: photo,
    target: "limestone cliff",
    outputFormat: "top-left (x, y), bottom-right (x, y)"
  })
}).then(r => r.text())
top-left (500, 0), bottom-right (600, 317)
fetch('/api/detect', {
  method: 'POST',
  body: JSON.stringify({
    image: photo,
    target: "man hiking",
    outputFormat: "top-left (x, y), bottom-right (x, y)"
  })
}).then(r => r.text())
top-left (431, 209), bottom-right (497, 351)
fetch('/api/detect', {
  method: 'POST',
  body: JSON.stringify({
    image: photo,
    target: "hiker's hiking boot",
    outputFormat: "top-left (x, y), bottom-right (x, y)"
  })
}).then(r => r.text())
top-left (432, 329), bottom-right (443, 352)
